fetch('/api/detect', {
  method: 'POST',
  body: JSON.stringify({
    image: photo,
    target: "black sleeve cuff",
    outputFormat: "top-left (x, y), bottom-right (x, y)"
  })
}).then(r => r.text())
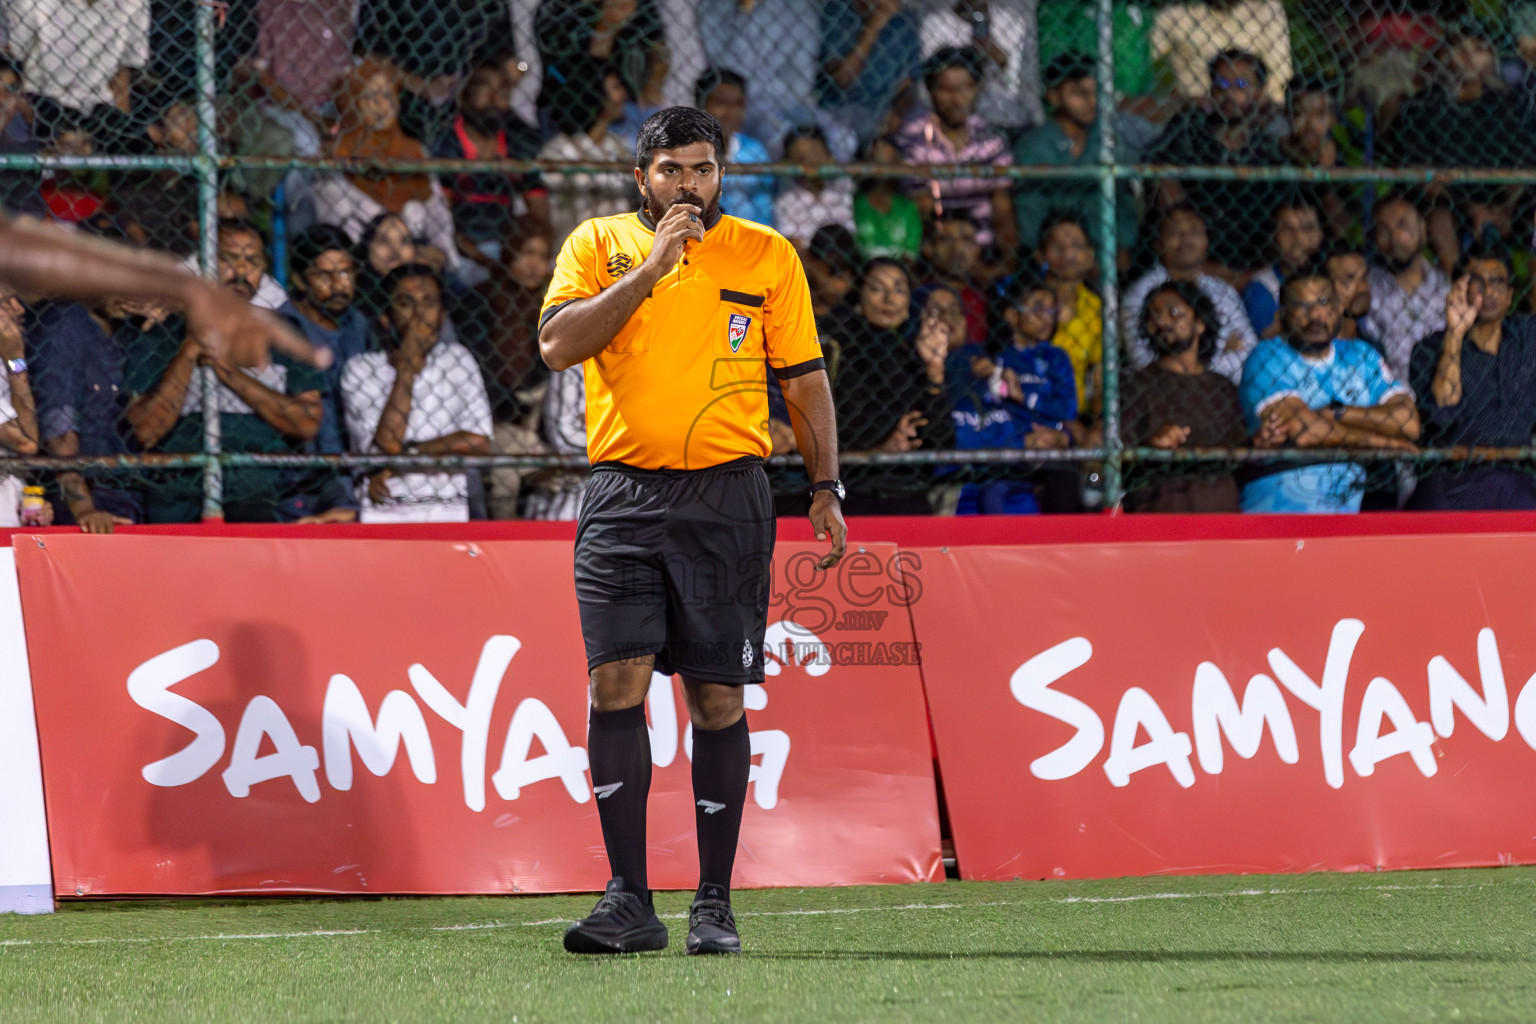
top-left (538, 299), bottom-right (576, 334)
top-left (770, 357), bottom-right (826, 380)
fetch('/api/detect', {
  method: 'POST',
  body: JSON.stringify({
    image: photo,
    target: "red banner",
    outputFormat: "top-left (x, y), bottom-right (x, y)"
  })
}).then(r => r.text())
top-left (911, 538), bottom-right (1536, 881)
top-left (15, 536), bottom-right (940, 895)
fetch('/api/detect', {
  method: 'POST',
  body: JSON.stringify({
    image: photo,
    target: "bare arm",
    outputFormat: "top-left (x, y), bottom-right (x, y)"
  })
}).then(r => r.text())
top-left (825, 9), bottom-right (895, 90)
top-left (539, 202), bottom-right (704, 372)
top-left (209, 361), bottom-right (322, 441)
top-left (780, 368), bottom-right (846, 569)
top-left (371, 366), bottom-right (417, 455)
top-left (1431, 329), bottom-right (1465, 409)
top-left (1336, 393), bottom-right (1420, 442)
top-left (416, 431), bottom-right (491, 455)
top-left (124, 340), bottom-right (200, 448)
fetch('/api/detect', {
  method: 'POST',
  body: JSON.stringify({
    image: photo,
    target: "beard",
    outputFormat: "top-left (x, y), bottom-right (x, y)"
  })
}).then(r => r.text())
top-left (1380, 251), bottom-right (1417, 274)
top-left (642, 180), bottom-right (721, 224)
top-left (1148, 329), bottom-right (1197, 359)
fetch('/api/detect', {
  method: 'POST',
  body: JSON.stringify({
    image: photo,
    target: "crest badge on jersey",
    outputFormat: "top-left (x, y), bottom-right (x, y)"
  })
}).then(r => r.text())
top-left (727, 312), bottom-right (752, 353)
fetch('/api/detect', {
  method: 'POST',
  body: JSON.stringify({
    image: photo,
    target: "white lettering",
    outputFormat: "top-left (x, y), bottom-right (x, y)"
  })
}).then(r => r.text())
top-left (1268, 618), bottom-right (1363, 789)
top-left (221, 696), bottom-right (321, 802)
top-left (646, 671), bottom-right (678, 768)
top-left (127, 639), bottom-right (226, 787)
top-left (1513, 672), bottom-right (1536, 749)
top-left (1008, 637), bottom-right (1104, 781)
top-left (322, 675), bottom-right (436, 791)
top-left (1428, 628), bottom-right (1509, 741)
top-left (749, 729), bottom-right (790, 809)
top-left (491, 698), bottom-right (590, 802)
top-left (1348, 677), bottom-right (1437, 778)
top-left (1191, 664), bottom-right (1298, 774)
top-left (408, 635), bottom-right (520, 811)
top-left (1103, 687), bottom-right (1195, 788)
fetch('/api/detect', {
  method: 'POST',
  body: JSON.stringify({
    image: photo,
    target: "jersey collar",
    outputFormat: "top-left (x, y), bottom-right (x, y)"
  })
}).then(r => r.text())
top-left (636, 203), bottom-right (723, 234)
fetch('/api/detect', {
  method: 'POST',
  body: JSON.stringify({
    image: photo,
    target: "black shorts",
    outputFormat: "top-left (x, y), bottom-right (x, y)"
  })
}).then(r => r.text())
top-left (574, 455), bottom-right (775, 685)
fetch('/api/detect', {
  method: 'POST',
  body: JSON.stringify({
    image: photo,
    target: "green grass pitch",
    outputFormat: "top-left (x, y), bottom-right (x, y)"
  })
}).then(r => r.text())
top-left (1, 868), bottom-right (1534, 1023)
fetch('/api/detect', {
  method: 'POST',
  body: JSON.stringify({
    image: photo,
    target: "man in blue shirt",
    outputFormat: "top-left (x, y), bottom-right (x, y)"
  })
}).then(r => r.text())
top-left (697, 68), bottom-right (774, 228)
top-left (1240, 264), bottom-right (1420, 513)
top-left (1242, 193), bottom-right (1325, 339)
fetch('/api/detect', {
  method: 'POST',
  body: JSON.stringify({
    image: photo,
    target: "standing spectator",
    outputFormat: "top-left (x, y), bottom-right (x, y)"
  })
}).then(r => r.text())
top-left (1242, 194), bottom-right (1326, 339)
top-left (312, 59), bottom-right (460, 276)
top-left (34, 107), bottom-right (105, 226)
top-left (1037, 210), bottom-right (1102, 415)
top-left (1359, 191), bottom-right (1448, 384)
top-left (818, 0), bottom-right (921, 137)
top-left (534, 0), bottom-right (665, 134)
top-left (774, 125), bottom-right (856, 251)
top-left (1385, 23), bottom-right (1532, 170)
top-left (1409, 244), bottom-right (1536, 510)
top-left (1037, 0), bottom-right (1156, 103)
top-left (1240, 267), bottom-right (1420, 514)
top-left (919, 0), bottom-right (1041, 138)
top-left (1118, 280), bottom-right (1246, 512)
top-left (853, 135), bottom-right (921, 262)
top-left (0, 54), bottom-right (41, 217)
top-left (991, 271), bottom-right (1076, 449)
top-left (1145, 49), bottom-right (1283, 272)
top-left (1012, 53), bottom-right (1138, 266)
top-left (1278, 76), bottom-right (1351, 240)
top-left (918, 210), bottom-right (988, 344)
top-left (0, 286), bottom-right (37, 525)
top-left (256, 0), bottom-right (357, 113)
top-left (538, 72), bottom-right (639, 243)
top-left (696, 0), bottom-right (824, 157)
top-left (113, 91), bottom-right (199, 257)
top-left (1151, 0), bottom-right (1292, 106)
top-left (435, 61), bottom-right (550, 282)
top-left (1324, 241), bottom-right (1373, 345)
top-left (343, 265), bottom-right (492, 523)
top-left (521, 362), bottom-right (589, 520)
top-left (1, 0), bottom-right (148, 120)
top-left (823, 258), bottom-right (952, 514)
top-left (895, 47), bottom-right (1016, 252)
top-left (697, 67), bottom-right (774, 228)
top-left (1122, 203), bottom-right (1258, 383)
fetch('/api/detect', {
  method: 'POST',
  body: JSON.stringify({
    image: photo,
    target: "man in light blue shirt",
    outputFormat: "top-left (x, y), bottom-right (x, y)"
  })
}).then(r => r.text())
top-left (697, 0), bottom-right (822, 153)
top-left (697, 67), bottom-right (775, 227)
top-left (1240, 264), bottom-right (1420, 513)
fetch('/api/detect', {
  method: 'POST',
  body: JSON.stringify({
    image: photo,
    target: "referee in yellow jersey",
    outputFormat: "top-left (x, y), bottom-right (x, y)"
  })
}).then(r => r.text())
top-left (539, 107), bottom-right (847, 955)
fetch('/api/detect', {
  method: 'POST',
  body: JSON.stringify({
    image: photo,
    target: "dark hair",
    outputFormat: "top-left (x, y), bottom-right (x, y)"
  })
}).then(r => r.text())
top-left (1154, 200), bottom-right (1206, 237)
top-left (808, 224), bottom-right (859, 274)
top-left (358, 211), bottom-right (409, 257)
top-left (780, 122), bottom-right (829, 156)
top-left (290, 224), bottom-right (355, 279)
top-left (380, 262), bottom-right (443, 301)
top-left (695, 66), bottom-right (747, 108)
top-left (858, 256), bottom-right (912, 294)
top-left (501, 213), bottom-right (553, 255)
top-left (635, 105), bottom-right (726, 170)
top-left (1141, 279), bottom-right (1220, 364)
top-left (1321, 239), bottom-right (1365, 265)
top-left (548, 76), bottom-right (611, 137)
top-left (1285, 74), bottom-right (1334, 116)
top-left (1278, 258), bottom-right (1334, 306)
top-left (1458, 236), bottom-right (1513, 277)
top-left (1038, 208), bottom-right (1091, 248)
top-left (217, 217), bottom-right (266, 247)
top-left (0, 54), bottom-right (20, 80)
top-left (1373, 187), bottom-right (1422, 218)
top-left (1043, 53), bottom-right (1095, 93)
top-left (922, 46), bottom-right (985, 92)
top-left (1273, 192), bottom-right (1322, 227)
top-left (1001, 268), bottom-right (1055, 310)
top-left (1208, 48), bottom-right (1268, 86)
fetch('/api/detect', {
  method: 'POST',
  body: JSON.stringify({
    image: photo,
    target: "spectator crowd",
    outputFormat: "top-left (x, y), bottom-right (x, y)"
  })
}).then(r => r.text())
top-left (3, 0), bottom-right (1536, 524)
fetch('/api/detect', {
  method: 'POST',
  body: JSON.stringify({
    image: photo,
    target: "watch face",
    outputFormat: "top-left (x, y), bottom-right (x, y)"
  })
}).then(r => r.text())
top-left (834, 482), bottom-right (846, 500)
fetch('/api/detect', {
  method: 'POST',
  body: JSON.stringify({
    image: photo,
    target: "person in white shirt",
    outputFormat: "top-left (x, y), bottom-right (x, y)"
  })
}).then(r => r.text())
top-left (538, 70), bottom-right (640, 243)
top-left (2, 0), bottom-right (149, 115)
top-left (342, 263), bottom-right (492, 523)
top-left (1123, 202), bottom-right (1258, 384)
top-left (774, 124), bottom-right (855, 251)
top-left (918, 0), bottom-right (1042, 135)
top-left (0, 286), bottom-right (38, 525)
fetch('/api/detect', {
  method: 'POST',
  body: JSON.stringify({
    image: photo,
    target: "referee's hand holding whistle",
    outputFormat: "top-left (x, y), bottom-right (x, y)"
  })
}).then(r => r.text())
top-left (644, 202), bottom-right (706, 274)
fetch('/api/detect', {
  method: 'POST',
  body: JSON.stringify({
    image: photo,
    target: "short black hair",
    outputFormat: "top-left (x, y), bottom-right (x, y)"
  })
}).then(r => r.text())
top-left (1278, 258), bottom-right (1334, 306)
top-left (381, 262), bottom-right (443, 301)
top-left (1043, 53), bottom-right (1095, 93)
top-left (1373, 186), bottom-right (1422, 217)
top-left (1001, 268), bottom-right (1054, 310)
top-left (290, 224), bottom-right (355, 280)
top-left (922, 46), bottom-right (984, 92)
top-left (1154, 200), bottom-right (1206, 236)
top-left (1274, 191), bottom-right (1322, 227)
top-left (1141, 279), bottom-right (1220, 364)
top-left (217, 217), bottom-right (266, 247)
top-left (695, 66), bottom-right (747, 108)
top-left (780, 122), bottom-right (828, 156)
top-left (0, 54), bottom-right (20, 80)
top-left (1038, 208), bottom-right (1091, 247)
top-left (858, 256), bottom-right (912, 295)
top-left (635, 106), bottom-right (726, 170)
top-left (1285, 73), bottom-right (1334, 115)
top-left (1208, 47), bottom-right (1268, 86)
top-left (1321, 239), bottom-right (1365, 264)
top-left (1458, 236), bottom-right (1513, 277)
top-left (808, 224), bottom-right (859, 274)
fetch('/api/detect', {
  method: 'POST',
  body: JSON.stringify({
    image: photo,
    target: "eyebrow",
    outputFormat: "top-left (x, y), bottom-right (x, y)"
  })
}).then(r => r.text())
top-left (654, 158), bottom-right (717, 169)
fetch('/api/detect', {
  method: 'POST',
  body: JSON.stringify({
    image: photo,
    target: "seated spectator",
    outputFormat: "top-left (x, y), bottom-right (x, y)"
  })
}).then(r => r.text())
top-left (1118, 280), bottom-right (1246, 512)
top-left (256, 0), bottom-right (357, 113)
top-left (919, 0), bottom-right (1042, 138)
top-left (0, 54), bottom-right (41, 216)
top-left (112, 91), bottom-right (199, 257)
top-left (1324, 241), bottom-right (1374, 345)
top-left (538, 72), bottom-right (638, 243)
top-left (696, 0), bottom-right (829, 159)
top-left (895, 47), bottom-right (1016, 252)
top-left (697, 67), bottom-right (774, 228)
top-left (1036, 210), bottom-right (1102, 417)
top-left (342, 264), bottom-right (492, 523)
top-left (1013, 54), bottom-right (1137, 268)
top-left (918, 209), bottom-right (988, 344)
top-left (1408, 243), bottom-right (1536, 510)
top-left (354, 212), bottom-right (421, 320)
top-left (1242, 194), bottom-right (1326, 339)
top-left (182, 218), bottom-right (290, 312)
top-left (2, 0), bottom-right (149, 125)
top-left (0, 286), bottom-right (38, 525)
top-left (1145, 49), bottom-right (1284, 273)
top-left (775, 125), bottom-right (856, 252)
top-left (1505, 4), bottom-right (1536, 99)
top-left (853, 135), bottom-right (921, 262)
top-left (1239, 265), bottom-right (1420, 514)
top-left (123, 251), bottom-right (325, 523)
top-left (1278, 76), bottom-right (1350, 236)
top-left (435, 61), bottom-right (550, 284)
top-left (818, 0), bottom-right (921, 137)
top-left (1359, 190), bottom-right (1448, 384)
top-left (1123, 202), bottom-right (1257, 383)
top-left (534, 0), bottom-right (665, 136)
top-left (824, 257), bottom-right (952, 514)
top-left (522, 362), bottom-right (589, 521)
top-left (35, 108), bottom-right (106, 225)
top-left (311, 59), bottom-right (459, 277)
top-left (804, 224), bottom-right (860, 320)
top-left (1037, 0), bottom-right (1158, 111)
top-left (1151, 0), bottom-right (1293, 106)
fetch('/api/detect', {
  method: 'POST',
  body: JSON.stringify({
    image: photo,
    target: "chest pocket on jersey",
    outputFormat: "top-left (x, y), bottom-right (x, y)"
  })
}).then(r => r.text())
top-left (712, 290), bottom-right (767, 389)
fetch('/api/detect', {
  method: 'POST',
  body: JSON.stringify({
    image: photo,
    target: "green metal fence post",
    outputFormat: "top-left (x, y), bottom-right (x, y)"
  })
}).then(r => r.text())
top-left (1096, 0), bottom-right (1123, 508)
top-left (195, 0), bottom-right (222, 520)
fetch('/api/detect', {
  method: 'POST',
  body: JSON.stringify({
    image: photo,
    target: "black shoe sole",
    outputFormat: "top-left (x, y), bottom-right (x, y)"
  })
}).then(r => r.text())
top-left (563, 920), bottom-right (669, 955)
top-left (685, 935), bottom-right (742, 955)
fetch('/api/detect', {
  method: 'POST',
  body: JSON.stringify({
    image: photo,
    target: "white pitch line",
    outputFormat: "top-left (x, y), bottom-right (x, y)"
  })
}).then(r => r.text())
top-left (0, 880), bottom-right (1504, 950)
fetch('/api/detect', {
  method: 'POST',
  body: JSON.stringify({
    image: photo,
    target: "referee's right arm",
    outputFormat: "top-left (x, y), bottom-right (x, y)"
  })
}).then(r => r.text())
top-left (539, 203), bottom-right (704, 371)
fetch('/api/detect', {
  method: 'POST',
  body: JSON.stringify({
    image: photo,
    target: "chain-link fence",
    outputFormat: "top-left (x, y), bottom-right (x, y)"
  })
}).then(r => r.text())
top-left (0, 0), bottom-right (1532, 524)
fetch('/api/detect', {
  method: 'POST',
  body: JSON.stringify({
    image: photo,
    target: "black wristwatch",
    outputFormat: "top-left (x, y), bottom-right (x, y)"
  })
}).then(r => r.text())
top-left (810, 479), bottom-right (845, 501)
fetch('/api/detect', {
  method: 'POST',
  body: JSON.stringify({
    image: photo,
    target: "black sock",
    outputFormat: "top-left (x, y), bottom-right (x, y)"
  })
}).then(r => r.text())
top-left (588, 703), bottom-right (652, 896)
top-left (691, 714), bottom-right (750, 901)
